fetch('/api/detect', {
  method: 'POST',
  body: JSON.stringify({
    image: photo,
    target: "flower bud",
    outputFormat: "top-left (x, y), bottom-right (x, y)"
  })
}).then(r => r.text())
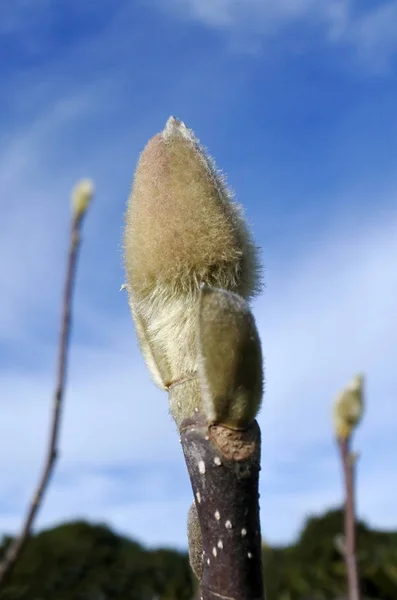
top-left (71, 179), bottom-right (94, 218)
top-left (124, 117), bottom-right (261, 390)
top-left (197, 285), bottom-right (263, 429)
top-left (333, 374), bottom-right (364, 439)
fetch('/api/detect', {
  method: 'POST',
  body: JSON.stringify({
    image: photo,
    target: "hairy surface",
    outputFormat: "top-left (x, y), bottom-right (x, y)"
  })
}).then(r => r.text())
top-left (168, 376), bottom-right (202, 431)
top-left (197, 286), bottom-right (263, 429)
top-left (124, 117), bottom-right (261, 390)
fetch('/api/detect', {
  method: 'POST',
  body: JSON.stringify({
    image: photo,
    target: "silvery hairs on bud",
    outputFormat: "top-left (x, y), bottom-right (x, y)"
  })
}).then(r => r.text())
top-left (124, 117), bottom-right (262, 391)
top-left (197, 286), bottom-right (263, 430)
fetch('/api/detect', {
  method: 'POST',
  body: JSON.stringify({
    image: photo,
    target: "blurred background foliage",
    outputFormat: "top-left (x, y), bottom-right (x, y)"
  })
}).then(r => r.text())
top-left (0, 508), bottom-right (395, 600)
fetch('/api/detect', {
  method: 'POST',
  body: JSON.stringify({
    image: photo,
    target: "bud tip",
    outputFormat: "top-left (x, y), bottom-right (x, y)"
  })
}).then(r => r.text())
top-left (162, 115), bottom-right (195, 142)
top-left (71, 178), bottom-right (94, 218)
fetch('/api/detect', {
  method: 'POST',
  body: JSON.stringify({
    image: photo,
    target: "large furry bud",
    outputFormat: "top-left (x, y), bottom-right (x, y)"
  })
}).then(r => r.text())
top-left (124, 117), bottom-right (261, 392)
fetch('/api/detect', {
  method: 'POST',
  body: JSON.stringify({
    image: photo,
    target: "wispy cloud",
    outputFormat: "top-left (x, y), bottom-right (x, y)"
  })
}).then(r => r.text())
top-left (256, 202), bottom-right (397, 540)
top-left (156, 0), bottom-right (397, 68)
top-left (154, 0), bottom-right (343, 29)
top-left (347, 2), bottom-right (397, 70)
top-left (2, 0), bottom-right (397, 75)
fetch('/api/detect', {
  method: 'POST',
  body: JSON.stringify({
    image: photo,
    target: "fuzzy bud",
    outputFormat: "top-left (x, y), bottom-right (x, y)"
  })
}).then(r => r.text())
top-left (71, 179), bottom-right (94, 218)
top-left (333, 374), bottom-right (364, 439)
top-left (197, 285), bottom-right (263, 429)
top-left (124, 116), bottom-right (261, 392)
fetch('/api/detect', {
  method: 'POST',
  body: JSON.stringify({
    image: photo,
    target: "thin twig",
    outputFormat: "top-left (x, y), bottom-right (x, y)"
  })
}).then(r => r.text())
top-left (0, 212), bottom-right (87, 587)
top-left (338, 436), bottom-right (360, 600)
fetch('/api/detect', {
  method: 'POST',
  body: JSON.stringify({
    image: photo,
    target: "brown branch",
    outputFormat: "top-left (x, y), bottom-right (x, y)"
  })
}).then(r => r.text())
top-left (0, 211), bottom-right (88, 587)
top-left (338, 436), bottom-right (360, 600)
top-left (181, 414), bottom-right (265, 600)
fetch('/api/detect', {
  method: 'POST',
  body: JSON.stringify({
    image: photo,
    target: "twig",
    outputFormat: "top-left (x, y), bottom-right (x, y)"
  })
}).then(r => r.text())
top-left (338, 436), bottom-right (360, 600)
top-left (181, 415), bottom-right (264, 600)
top-left (0, 209), bottom-right (88, 587)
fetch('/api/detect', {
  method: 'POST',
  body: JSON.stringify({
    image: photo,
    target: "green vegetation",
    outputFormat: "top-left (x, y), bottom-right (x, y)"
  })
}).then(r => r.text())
top-left (0, 508), bottom-right (396, 600)
top-left (263, 509), bottom-right (397, 600)
top-left (0, 521), bottom-right (194, 600)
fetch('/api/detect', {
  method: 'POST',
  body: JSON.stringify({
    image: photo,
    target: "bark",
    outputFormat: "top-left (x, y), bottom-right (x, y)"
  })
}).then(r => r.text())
top-left (338, 437), bottom-right (360, 600)
top-left (180, 413), bottom-right (264, 600)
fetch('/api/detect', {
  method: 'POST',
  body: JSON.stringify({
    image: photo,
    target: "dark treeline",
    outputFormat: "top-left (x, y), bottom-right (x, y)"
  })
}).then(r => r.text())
top-left (0, 508), bottom-right (396, 600)
top-left (263, 509), bottom-right (397, 600)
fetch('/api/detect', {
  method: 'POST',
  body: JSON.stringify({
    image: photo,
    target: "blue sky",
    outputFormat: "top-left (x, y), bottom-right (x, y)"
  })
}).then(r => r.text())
top-left (0, 0), bottom-right (397, 550)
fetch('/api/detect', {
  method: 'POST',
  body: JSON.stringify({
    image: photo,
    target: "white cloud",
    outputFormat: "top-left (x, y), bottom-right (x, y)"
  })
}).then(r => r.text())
top-left (255, 203), bottom-right (397, 540)
top-left (158, 0), bottom-right (397, 68)
top-left (160, 0), bottom-right (346, 30)
top-left (0, 468), bottom-right (192, 549)
top-left (3, 1), bottom-right (397, 71)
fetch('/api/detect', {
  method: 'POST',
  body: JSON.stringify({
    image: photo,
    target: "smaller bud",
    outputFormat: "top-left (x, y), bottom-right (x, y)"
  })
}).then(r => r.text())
top-left (71, 179), bottom-right (94, 218)
top-left (187, 501), bottom-right (203, 580)
top-left (333, 374), bottom-right (364, 440)
top-left (197, 285), bottom-right (263, 429)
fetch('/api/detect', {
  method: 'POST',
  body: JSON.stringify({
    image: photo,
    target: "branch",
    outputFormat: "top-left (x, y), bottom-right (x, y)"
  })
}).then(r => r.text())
top-left (181, 415), bottom-right (264, 600)
top-left (0, 182), bottom-right (93, 587)
top-left (338, 436), bottom-right (360, 600)
top-left (333, 373), bottom-right (364, 600)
